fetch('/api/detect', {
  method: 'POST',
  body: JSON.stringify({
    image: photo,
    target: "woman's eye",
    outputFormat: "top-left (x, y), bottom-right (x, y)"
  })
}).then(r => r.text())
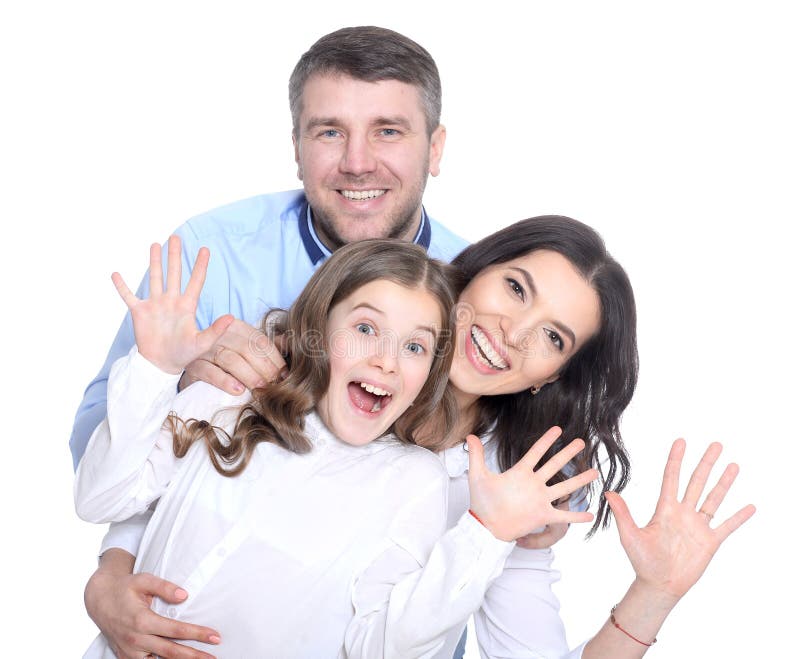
top-left (356, 323), bottom-right (375, 335)
top-left (544, 329), bottom-right (564, 352)
top-left (506, 278), bottom-right (525, 300)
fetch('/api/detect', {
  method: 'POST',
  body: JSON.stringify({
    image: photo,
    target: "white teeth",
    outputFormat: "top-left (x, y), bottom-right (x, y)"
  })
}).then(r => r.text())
top-left (470, 326), bottom-right (509, 369)
top-left (340, 189), bottom-right (386, 201)
top-left (360, 382), bottom-right (391, 396)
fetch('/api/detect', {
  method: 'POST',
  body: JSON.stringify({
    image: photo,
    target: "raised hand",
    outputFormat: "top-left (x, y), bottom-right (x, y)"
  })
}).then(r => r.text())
top-left (112, 235), bottom-right (233, 374)
top-left (466, 427), bottom-right (598, 542)
top-left (605, 439), bottom-right (756, 602)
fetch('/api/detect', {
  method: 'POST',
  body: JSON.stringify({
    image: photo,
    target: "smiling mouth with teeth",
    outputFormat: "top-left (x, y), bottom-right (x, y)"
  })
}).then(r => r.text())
top-left (349, 380), bottom-right (393, 413)
top-left (470, 326), bottom-right (509, 370)
top-left (339, 189), bottom-right (387, 201)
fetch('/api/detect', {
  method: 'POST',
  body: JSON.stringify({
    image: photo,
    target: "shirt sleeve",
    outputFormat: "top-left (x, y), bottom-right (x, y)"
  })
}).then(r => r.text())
top-left (69, 230), bottom-right (205, 470)
top-left (346, 486), bottom-right (516, 659)
top-left (98, 513), bottom-right (152, 558)
top-left (74, 347), bottom-right (185, 523)
top-left (473, 544), bottom-right (587, 659)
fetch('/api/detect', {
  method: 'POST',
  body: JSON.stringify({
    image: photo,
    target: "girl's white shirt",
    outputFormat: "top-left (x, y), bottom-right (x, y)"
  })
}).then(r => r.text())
top-left (76, 348), bottom-right (587, 658)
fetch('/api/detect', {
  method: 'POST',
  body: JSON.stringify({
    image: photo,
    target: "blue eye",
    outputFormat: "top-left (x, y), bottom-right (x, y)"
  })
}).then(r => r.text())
top-left (321, 129), bottom-right (340, 138)
top-left (381, 128), bottom-right (400, 137)
top-left (406, 342), bottom-right (425, 355)
top-left (544, 329), bottom-right (564, 352)
top-left (356, 323), bottom-right (376, 335)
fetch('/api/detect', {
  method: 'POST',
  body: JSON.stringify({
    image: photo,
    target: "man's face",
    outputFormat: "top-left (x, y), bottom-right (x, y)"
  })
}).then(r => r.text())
top-left (293, 74), bottom-right (446, 250)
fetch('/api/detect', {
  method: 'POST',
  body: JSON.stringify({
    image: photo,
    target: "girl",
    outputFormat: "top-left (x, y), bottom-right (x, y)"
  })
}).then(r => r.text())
top-left (75, 236), bottom-right (595, 658)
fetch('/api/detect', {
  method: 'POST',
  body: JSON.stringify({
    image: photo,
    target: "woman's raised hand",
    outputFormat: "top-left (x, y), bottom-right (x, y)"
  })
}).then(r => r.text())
top-left (605, 439), bottom-right (756, 602)
top-left (112, 235), bottom-right (234, 375)
top-left (466, 427), bottom-right (598, 542)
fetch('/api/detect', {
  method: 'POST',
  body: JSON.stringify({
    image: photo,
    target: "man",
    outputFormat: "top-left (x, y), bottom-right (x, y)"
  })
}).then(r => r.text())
top-left (75, 26), bottom-right (469, 659)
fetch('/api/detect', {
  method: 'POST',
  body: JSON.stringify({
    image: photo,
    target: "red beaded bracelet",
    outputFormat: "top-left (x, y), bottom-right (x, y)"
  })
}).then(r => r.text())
top-left (610, 605), bottom-right (657, 647)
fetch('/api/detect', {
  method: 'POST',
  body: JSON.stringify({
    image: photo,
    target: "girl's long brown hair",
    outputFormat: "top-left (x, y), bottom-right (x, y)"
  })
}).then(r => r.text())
top-left (169, 239), bottom-right (458, 477)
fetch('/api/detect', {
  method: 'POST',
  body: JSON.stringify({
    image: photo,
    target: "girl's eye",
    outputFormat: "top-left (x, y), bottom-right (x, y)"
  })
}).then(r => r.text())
top-left (544, 329), bottom-right (564, 352)
top-left (405, 342), bottom-right (425, 355)
top-left (356, 323), bottom-right (376, 336)
top-left (506, 278), bottom-right (525, 300)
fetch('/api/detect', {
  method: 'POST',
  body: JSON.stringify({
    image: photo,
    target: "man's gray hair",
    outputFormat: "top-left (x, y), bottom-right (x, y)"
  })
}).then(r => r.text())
top-left (289, 26), bottom-right (442, 138)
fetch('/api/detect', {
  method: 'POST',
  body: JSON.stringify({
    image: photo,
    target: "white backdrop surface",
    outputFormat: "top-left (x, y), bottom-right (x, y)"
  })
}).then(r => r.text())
top-left (1, 1), bottom-right (797, 657)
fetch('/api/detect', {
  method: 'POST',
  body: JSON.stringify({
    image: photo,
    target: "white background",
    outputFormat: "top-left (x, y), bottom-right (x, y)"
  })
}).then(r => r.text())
top-left (1, 1), bottom-right (797, 656)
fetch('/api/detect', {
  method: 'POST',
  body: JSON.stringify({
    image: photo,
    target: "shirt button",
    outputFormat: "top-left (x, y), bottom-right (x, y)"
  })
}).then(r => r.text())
top-left (167, 607), bottom-right (177, 618)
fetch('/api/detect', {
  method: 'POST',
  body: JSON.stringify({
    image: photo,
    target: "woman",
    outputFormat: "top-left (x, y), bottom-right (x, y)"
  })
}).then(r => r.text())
top-left (83, 216), bottom-right (753, 658)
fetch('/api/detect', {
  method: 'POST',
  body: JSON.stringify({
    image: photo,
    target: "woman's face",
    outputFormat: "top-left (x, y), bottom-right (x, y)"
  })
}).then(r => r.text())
top-left (450, 249), bottom-right (602, 401)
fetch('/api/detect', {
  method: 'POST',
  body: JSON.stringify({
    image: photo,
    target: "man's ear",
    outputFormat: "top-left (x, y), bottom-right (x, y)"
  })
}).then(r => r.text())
top-left (292, 133), bottom-right (303, 180)
top-left (428, 125), bottom-right (446, 177)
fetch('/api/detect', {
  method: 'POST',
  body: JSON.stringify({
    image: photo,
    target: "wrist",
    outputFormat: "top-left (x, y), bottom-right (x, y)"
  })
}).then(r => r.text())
top-left (629, 577), bottom-right (682, 612)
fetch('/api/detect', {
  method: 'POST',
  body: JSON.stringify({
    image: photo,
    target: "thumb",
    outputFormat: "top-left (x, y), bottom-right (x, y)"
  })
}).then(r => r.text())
top-left (605, 491), bottom-right (637, 541)
top-left (465, 434), bottom-right (487, 481)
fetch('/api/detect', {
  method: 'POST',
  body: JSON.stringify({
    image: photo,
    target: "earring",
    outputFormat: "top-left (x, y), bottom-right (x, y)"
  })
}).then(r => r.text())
top-left (530, 385), bottom-right (540, 396)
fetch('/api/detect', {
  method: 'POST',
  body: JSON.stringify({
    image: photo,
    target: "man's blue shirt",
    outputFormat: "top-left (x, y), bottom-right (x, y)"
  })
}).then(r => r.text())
top-left (69, 189), bottom-right (468, 468)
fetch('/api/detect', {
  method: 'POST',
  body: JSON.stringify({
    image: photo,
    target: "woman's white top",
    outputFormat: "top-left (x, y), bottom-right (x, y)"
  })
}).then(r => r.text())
top-left (76, 348), bottom-right (587, 658)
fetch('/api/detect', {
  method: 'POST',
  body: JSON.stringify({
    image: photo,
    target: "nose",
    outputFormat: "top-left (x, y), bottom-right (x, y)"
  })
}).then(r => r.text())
top-left (340, 134), bottom-right (377, 176)
top-left (499, 313), bottom-right (538, 355)
top-left (368, 335), bottom-right (398, 374)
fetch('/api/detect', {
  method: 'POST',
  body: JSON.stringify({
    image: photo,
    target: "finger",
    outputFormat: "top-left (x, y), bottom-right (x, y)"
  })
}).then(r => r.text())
top-left (246, 328), bottom-right (288, 380)
top-left (658, 438), bottom-right (686, 507)
top-left (141, 633), bottom-right (219, 659)
top-left (184, 247), bottom-right (210, 301)
top-left (714, 503), bottom-right (756, 543)
top-left (698, 462), bottom-right (739, 516)
top-left (196, 315), bottom-right (236, 355)
top-left (682, 442), bottom-right (723, 507)
top-left (130, 572), bottom-right (189, 603)
top-left (605, 491), bottom-right (638, 541)
top-left (143, 613), bottom-right (221, 649)
top-left (182, 359), bottom-right (246, 395)
top-left (111, 272), bottom-right (139, 308)
top-left (536, 438), bottom-right (586, 482)
top-left (166, 235), bottom-right (183, 295)
top-left (213, 344), bottom-right (278, 390)
top-left (556, 510), bottom-right (594, 525)
top-left (548, 468), bottom-right (598, 501)
top-left (149, 243), bottom-right (164, 297)
top-left (465, 434), bottom-right (488, 480)
top-left (516, 426), bottom-right (563, 471)
top-left (516, 522), bottom-right (569, 549)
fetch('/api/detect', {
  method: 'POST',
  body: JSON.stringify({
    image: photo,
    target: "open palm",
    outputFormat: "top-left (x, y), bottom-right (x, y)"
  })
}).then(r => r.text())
top-left (606, 439), bottom-right (756, 600)
top-left (112, 235), bottom-right (233, 375)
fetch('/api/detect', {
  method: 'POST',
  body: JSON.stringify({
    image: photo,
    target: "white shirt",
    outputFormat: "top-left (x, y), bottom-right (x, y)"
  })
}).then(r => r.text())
top-left (76, 350), bottom-right (514, 658)
top-left (78, 350), bottom-right (587, 658)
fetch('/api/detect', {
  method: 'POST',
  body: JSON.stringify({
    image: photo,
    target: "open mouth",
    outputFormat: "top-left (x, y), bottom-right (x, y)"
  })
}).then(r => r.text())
top-left (339, 189), bottom-right (387, 201)
top-left (470, 326), bottom-right (509, 370)
top-left (348, 380), bottom-right (393, 414)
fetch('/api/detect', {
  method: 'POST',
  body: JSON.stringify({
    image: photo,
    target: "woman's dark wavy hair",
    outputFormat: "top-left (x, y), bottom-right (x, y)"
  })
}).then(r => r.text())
top-left (169, 239), bottom-right (458, 476)
top-left (452, 216), bottom-right (638, 535)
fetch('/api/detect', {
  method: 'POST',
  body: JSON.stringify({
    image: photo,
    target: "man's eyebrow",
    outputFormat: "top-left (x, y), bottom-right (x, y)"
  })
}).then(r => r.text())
top-left (509, 266), bottom-right (577, 348)
top-left (303, 115), bottom-right (414, 132)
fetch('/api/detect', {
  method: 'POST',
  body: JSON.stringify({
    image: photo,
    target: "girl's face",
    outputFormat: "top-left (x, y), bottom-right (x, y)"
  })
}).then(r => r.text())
top-left (316, 279), bottom-right (443, 446)
top-left (449, 249), bottom-right (602, 402)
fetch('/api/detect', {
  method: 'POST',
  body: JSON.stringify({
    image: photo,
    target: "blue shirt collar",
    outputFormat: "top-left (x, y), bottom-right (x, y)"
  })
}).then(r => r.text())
top-left (298, 202), bottom-right (432, 265)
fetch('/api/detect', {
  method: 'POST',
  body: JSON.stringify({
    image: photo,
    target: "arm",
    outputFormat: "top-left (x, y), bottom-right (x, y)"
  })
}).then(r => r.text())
top-left (475, 440), bottom-right (754, 659)
top-left (345, 429), bottom-right (598, 658)
top-left (580, 439), bottom-right (755, 658)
